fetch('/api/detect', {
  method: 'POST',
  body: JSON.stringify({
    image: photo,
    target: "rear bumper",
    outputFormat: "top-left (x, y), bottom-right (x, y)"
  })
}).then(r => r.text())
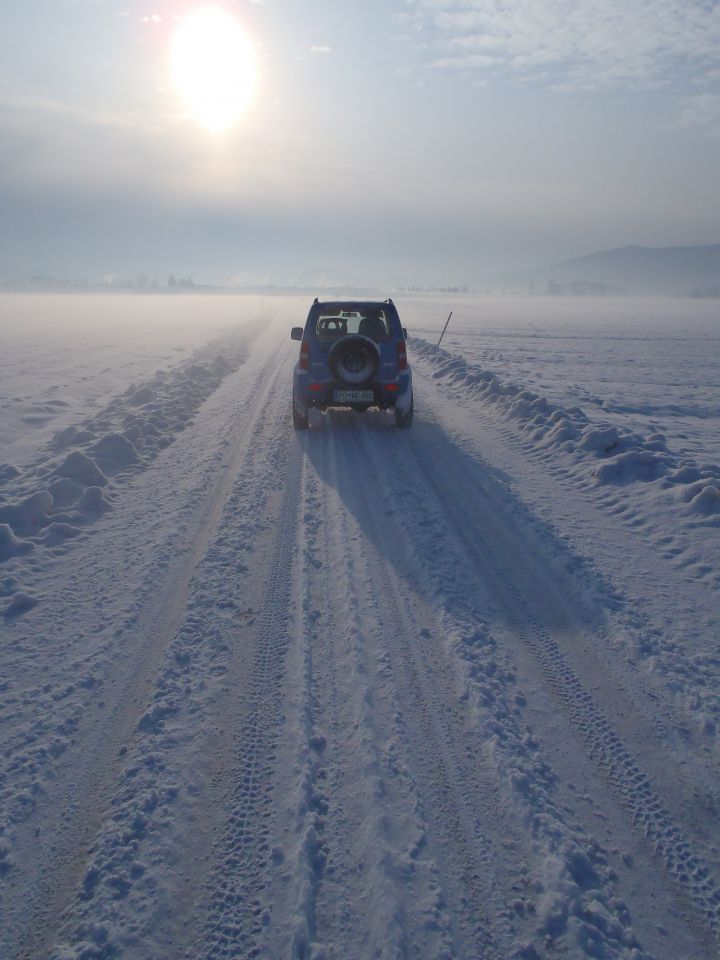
top-left (294, 368), bottom-right (412, 413)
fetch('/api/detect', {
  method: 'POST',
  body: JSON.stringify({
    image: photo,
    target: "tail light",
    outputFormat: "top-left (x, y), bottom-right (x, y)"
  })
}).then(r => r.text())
top-left (299, 340), bottom-right (310, 370)
top-left (397, 340), bottom-right (407, 371)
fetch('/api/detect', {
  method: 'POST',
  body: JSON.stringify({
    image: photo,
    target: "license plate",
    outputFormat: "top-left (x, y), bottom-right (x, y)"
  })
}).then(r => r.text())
top-left (333, 389), bottom-right (374, 402)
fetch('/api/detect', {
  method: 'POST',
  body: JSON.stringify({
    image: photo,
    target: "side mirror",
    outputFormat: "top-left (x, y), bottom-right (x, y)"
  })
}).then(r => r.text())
top-left (402, 327), bottom-right (408, 340)
top-left (290, 327), bottom-right (304, 341)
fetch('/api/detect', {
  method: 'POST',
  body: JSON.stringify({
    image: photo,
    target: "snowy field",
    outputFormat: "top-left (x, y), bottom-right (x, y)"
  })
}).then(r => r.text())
top-left (404, 295), bottom-right (720, 464)
top-left (0, 295), bottom-right (263, 469)
top-left (1, 293), bottom-right (719, 960)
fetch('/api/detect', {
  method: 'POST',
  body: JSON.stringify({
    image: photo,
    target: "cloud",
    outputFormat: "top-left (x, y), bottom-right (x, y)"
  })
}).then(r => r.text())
top-left (0, 94), bottom-right (132, 131)
top-left (676, 94), bottom-right (720, 136)
top-left (407, 1), bottom-right (720, 92)
top-left (310, 45), bottom-right (332, 55)
top-left (0, 94), bottom-right (191, 201)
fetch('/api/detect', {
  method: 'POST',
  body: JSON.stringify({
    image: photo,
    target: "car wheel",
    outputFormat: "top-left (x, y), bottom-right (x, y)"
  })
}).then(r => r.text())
top-left (293, 393), bottom-right (309, 430)
top-left (395, 395), bottom-right (413, 428)
top-left (329, 335), bottom-right (380, 386)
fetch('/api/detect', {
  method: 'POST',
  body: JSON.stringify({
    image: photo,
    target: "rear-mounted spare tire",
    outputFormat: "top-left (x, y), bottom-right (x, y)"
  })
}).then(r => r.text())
top-left (328, 335), bottom-right (380, 386)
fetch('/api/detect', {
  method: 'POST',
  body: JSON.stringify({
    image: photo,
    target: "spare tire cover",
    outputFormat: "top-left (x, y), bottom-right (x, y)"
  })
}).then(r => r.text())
top-left (329, 335), bottom-right (380, 386)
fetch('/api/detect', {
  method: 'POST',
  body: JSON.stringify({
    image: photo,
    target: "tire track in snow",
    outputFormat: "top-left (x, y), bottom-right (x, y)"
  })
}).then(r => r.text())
top-left (301, 413), bottom-right (516, 959)
top-left (47, 344), bottom-right (302, 960)
top-left (306, 410), bottom-right (657, 957)
top-left (255, 451), bottom-right (341, 959)
top-left (499, 413), bottom-right (720, 596)
top-left (495, 414), bottom-right (720, 750)
top-left (401, 407), bottom-right (720, 952)
top-left (506, 418), bottom-right (712, 581)
top-left (280, 465), bottom-right (327, 960)
top-left (190, 435), bottom-right (303, 959)
top-left (284, 422), bottom-right (459, 958)
top-left (10, 331), bottom-right (290, 960)
top-left (421, 353), bottom-right (720, 750)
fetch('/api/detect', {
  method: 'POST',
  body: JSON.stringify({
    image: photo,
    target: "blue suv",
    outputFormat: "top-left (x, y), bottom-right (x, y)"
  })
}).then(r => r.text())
top-left (291, 299), bottom-right (413, 429)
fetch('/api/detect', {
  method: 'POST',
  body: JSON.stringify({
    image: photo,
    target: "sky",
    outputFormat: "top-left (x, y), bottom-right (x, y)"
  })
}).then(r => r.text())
top-left (1, 0), bottom-right (719, 287)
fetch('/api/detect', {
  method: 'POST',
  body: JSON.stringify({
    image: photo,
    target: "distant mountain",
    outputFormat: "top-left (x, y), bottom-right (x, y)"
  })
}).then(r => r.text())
top-left (498, 244), bottom-right (720, 296)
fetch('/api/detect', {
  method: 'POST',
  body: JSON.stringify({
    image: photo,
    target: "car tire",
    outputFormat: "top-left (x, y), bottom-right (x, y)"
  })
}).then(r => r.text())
top-left (293, 393), bottom-right (309, 430)
top-left (329, 335), bottom-right (380, 386)
top-left (395, 394), bottom-right (413, 428)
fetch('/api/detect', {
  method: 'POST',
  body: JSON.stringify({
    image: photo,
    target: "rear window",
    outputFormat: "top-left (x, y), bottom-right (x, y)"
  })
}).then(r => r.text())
top-left (314, 306), bottom-right (392, 342)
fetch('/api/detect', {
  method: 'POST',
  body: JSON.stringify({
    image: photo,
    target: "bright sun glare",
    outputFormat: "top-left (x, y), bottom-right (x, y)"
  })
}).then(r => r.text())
top-left (170, 6), bottom-right (256, 132)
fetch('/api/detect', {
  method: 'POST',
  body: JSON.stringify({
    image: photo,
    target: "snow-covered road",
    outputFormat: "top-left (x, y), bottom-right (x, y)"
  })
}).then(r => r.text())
top-left (1, 301), bottom-right (718, 959)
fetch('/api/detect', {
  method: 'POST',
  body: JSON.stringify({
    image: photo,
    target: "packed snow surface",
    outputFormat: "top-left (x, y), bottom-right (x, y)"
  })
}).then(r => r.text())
top-left (0, 294), bottom-right (718, 960)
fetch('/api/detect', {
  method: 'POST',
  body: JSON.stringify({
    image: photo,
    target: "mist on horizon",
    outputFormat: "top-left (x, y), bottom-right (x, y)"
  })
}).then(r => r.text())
top-left (1, 1), bottom-right (719, 290)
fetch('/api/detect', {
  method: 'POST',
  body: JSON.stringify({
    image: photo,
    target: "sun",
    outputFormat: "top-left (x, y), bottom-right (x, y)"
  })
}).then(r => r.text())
top-left (170, 6), bottom-right (256, 132)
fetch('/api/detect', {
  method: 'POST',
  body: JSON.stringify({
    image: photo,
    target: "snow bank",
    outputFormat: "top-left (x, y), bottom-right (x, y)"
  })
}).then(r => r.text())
top-left (411, 338), bottom-right (720, 513)
top-left (0, 464), bottom-right (21, 483)
top-left (91, 433), bottom-right (139, 469)
top-left (42, 522), bottom-right (83, 547)
top-left (3, 591), bottom-right (38, 618)
top-left (0, 331), bottom-right (250, 579)
top-left (48, 477), bottom-right (85, 507)
top-left (0, 491), bottom-right (54, 534)
top-left (0, 523), bottom-right (34, 562)
top-left (683, 482), bottom-right (720, 516)
top-left (56, 451), bottom-right (108, 487)
top-left (77, 486), bottom-right (112, 514)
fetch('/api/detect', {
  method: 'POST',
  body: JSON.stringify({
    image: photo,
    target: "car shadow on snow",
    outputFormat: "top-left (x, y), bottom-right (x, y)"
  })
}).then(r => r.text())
top-left (295, 405), bottom-right (616, 637)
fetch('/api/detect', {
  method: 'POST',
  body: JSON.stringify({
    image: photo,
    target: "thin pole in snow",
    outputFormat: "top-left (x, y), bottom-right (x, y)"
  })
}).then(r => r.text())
top-left (437, 311), bottom-right (453, 347)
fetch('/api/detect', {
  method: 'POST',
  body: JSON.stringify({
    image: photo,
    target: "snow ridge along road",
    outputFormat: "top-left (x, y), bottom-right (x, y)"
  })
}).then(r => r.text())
top-left (1, 311), bottom-right (718, 959)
